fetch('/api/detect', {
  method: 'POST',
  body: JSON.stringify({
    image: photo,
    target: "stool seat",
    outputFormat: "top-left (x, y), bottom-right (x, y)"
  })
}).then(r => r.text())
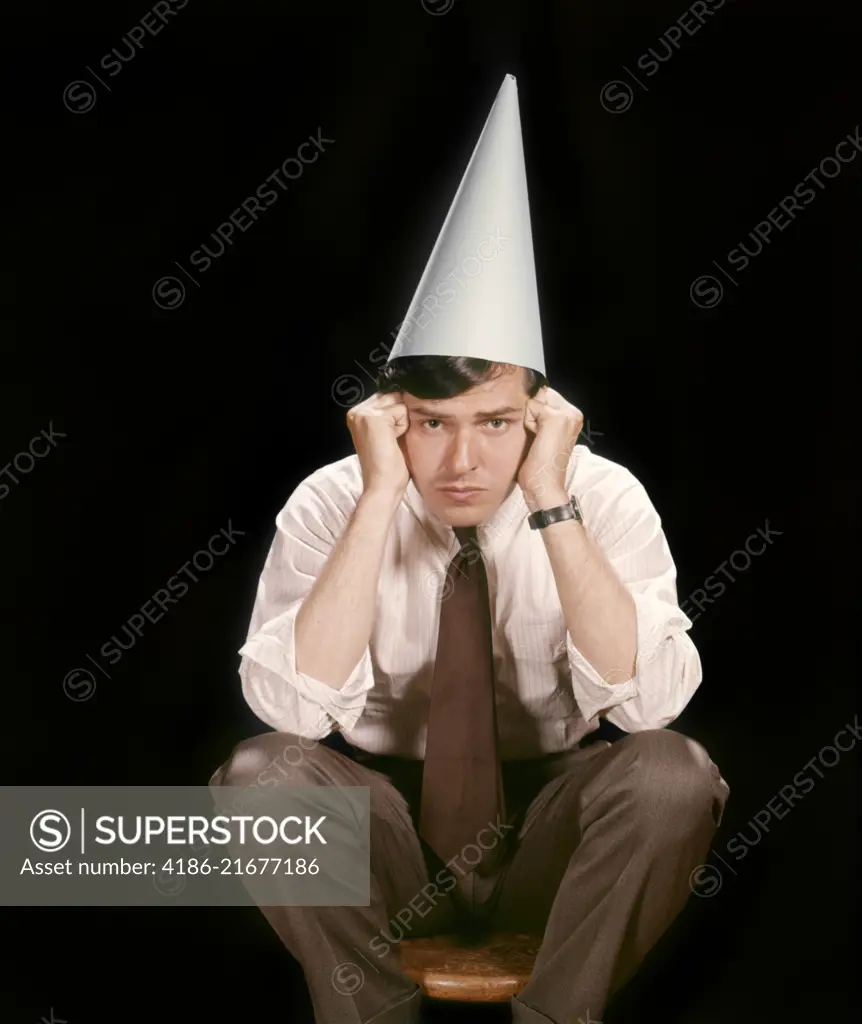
top-left (399, 931), bottom-right (541, 1002)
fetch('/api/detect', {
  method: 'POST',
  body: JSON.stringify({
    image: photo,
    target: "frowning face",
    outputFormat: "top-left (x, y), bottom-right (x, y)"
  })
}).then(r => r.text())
top-left (400, 366), bottom-right (533, 527)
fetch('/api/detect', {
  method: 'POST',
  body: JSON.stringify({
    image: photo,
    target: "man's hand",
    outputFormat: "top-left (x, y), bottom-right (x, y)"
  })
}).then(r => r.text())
top-left (346, 391), bottom-right (411, 499)
top-left (517, 386), bottom-right (584, 510)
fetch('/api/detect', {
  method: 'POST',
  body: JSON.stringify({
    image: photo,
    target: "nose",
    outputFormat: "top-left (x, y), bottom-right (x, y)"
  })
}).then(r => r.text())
top-left (448, 428), bottom-right (479, 476)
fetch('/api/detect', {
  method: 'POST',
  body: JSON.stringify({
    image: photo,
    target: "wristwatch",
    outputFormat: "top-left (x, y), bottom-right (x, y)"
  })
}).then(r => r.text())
top-left (527, 494), bottom-right (583, 530)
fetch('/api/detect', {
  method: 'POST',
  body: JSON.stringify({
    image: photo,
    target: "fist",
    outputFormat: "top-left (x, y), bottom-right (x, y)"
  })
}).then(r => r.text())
top-left (517, 386), bottom-right (584, 507)
top-left (346, 391), bottom-right (411, 497)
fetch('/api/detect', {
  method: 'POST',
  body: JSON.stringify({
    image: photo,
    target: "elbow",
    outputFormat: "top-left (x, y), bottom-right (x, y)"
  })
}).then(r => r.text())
top-left (239, 657), bottom-right (348, 742)
top-left (605, 641), bottom-right (702, 733)
top-left (240, 660), bottom-right (285, 731)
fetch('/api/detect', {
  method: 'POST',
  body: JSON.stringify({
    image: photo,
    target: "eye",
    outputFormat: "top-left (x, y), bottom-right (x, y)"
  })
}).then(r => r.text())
top-left (486, 419), bottom-right (511, 430)
top-left (420, 418), bottom-right (442, 430)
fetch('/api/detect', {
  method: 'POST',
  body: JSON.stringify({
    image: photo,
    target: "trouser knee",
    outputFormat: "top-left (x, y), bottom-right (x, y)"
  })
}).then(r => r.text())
top-left (209, 731), bottom-right (330, 789)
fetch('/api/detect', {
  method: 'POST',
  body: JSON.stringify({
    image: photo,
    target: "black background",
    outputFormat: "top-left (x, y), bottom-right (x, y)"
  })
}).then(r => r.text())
top-left (2, 0), bottom-right (856, 1021)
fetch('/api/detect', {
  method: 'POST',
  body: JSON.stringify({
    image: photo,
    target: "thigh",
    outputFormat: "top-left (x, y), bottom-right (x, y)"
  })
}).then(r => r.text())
top-left (490, 740), bottom-right (620, 932)
top-left (338, 742), bottom-right (461, 937)
top-left (490, 730), bottom-right (728, 932)
top-left (212, 731), bottom-right (457, 937)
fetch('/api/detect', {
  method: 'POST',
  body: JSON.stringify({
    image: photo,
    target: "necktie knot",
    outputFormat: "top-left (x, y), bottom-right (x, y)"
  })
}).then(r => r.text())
top-left (453, 525), bottom-right (477, 549)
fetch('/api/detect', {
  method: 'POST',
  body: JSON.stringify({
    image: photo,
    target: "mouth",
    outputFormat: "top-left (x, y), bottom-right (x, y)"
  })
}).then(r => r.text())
top-left (439, 487), bottom-right (486, 501)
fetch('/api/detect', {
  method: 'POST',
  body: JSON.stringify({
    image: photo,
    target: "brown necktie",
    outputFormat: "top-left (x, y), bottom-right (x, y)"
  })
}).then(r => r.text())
top-left (419, 525), bottom-right (507, 877)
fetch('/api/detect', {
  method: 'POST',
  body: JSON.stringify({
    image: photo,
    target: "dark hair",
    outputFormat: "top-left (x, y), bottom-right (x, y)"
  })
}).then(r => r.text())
top-left (374, 355), bottom-right (547, 400)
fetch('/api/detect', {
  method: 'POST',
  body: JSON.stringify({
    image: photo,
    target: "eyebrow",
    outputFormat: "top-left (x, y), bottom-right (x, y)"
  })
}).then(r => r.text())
top-left (409, 404), bottom-right (523, 420)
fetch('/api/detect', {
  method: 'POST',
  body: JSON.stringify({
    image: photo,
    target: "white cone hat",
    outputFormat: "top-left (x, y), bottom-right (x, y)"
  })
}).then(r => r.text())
top-left (388, 74), bottom-right (545, 378)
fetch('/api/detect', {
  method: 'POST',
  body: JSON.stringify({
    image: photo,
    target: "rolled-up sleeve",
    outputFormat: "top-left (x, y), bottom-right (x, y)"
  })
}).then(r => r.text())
top-left (239, 478), bottom-right (375, 738)
top-left (564, 468), bottom-right (702, 731)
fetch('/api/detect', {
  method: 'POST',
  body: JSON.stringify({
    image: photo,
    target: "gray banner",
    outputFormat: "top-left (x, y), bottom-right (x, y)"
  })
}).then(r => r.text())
top-left (1, 785), bottom-right (370, 906)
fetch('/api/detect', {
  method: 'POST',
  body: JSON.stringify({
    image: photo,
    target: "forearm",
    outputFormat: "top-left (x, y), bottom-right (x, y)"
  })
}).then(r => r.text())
top-left (528, 487), bottom-right (638, 684)
top-left (295, 487), bottom-right (400, 689)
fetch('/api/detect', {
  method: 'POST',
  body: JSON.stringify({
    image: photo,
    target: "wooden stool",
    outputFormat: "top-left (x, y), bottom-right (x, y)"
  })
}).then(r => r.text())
top-left (400, 932), bottom-right (541, 1002)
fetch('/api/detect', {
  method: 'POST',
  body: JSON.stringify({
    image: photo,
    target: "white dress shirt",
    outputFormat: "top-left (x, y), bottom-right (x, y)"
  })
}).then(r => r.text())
top-left (238, 443), bottom-right (702, 760)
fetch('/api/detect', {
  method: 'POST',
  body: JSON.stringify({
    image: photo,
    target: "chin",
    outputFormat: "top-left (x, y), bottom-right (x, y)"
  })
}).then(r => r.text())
top-left (443, 508), bottom-right (483, 521)
top-left (434, 498), bottom-right (491, 527)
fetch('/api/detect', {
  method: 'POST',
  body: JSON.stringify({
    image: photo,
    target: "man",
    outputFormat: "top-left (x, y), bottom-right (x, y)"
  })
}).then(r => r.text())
top-left (210, 75), bottom-right (729, 1024)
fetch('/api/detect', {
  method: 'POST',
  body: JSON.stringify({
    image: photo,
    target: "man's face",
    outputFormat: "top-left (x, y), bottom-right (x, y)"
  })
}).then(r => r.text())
top-left (399, 368), bottom-right (533, 527)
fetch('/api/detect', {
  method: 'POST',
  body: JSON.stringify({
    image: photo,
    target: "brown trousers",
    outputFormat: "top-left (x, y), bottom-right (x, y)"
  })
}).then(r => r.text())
top-left (210, 727), bottom-right (729, 1024)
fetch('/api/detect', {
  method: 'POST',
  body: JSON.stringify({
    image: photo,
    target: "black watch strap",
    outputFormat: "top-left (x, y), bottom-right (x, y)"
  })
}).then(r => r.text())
top-left (527, 495), bottom-right (583, 530)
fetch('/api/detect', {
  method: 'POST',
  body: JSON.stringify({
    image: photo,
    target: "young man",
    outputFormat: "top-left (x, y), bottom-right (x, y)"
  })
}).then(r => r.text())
top-left (210, 76), bottom-right (729, 1024)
